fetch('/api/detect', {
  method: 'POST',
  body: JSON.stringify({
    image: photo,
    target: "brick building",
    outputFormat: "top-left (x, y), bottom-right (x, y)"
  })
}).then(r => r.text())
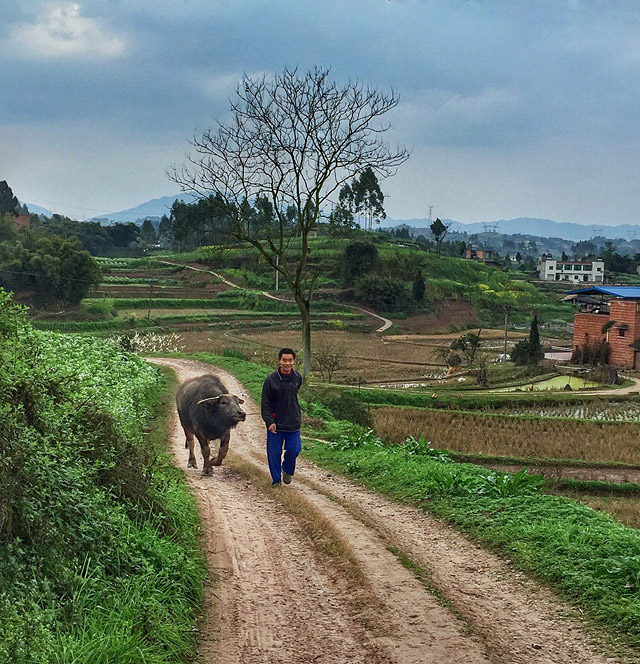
top-left (570, 286), bottom-right (640, 369)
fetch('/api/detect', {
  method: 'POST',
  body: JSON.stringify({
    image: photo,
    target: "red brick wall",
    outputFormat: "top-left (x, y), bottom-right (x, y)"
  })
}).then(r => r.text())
top-left (573, 313), bottom-right (606, 350)
top-left (573, 301), bottom-right (640, 368)
top-left (608, 300), bottom-right (639, 368)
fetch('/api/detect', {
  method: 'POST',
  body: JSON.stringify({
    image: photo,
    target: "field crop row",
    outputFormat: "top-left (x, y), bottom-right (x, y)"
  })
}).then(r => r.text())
top-left (372, 406), bottom-right (640, 465)
top-left (473, 399), bottom-right (640, 422)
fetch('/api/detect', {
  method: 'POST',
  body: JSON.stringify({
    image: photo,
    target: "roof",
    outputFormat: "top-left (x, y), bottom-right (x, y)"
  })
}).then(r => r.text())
top-left (566, 286), bottom-right (640, 299)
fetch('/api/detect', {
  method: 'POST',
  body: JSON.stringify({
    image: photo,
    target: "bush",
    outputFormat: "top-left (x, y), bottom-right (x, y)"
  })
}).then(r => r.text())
top-left (0, 289), bottom-right (204, 663)
top-left (353, 273), bottom-right (409, 311)
top-left (342, 240), bottom-right (378, 285)
top-left (307, 388), bottom-right (372, 427)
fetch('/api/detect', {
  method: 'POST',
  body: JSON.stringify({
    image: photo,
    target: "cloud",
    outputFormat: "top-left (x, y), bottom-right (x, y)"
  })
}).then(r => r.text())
top-left (2, 3), bottom-right (126, 59)
top-left (393, 87), bottom-right (522, 147)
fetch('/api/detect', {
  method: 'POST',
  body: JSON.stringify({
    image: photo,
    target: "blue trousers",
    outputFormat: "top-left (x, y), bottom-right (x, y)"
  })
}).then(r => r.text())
top-left (266, 430), bottom-right (301, 484)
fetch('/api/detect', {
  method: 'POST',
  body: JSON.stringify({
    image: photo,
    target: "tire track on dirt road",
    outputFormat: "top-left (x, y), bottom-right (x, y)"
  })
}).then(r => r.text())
top-left (150, 358), bottom-right (626, 664)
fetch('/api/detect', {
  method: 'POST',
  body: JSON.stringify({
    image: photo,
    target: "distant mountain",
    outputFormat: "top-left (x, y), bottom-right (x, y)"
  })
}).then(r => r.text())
top-left (23, 202), bottom-right (53, 216)
top-left (92, 194), bottom-right (197, 224)
top-left (93, 193), bottom-right (639, 242)
top-left (383, 216), bottom-right (640, 242)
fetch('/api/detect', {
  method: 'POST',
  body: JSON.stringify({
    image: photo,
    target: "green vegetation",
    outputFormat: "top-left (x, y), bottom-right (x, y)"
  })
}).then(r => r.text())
top-left (0, 232), bottom-right (102, 303)
top-left (0, 289), bottom-right (205, 663)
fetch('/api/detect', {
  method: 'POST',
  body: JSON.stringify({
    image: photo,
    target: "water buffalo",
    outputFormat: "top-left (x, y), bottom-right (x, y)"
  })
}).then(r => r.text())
top-left (176, 374), bottom-right (246, 475)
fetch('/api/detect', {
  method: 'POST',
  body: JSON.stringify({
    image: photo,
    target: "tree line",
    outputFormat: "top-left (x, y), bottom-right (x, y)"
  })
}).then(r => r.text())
top-left (0, 181), bottom-right (102, 303)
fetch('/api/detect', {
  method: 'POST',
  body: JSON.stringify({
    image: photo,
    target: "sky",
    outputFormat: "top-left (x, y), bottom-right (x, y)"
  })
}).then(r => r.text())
top-left (1, 0), bottom-right (639, 226)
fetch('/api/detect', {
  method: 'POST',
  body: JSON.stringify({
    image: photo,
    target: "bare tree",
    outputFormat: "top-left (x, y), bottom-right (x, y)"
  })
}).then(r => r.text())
top-left (170, 67), bottom-right (408, 376)
top-left (312, 341), bottom-right (344, 382)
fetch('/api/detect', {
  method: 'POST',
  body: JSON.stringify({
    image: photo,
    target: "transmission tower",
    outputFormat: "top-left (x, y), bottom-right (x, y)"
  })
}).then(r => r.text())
top-left (427, 205), bottom-right (434, 223)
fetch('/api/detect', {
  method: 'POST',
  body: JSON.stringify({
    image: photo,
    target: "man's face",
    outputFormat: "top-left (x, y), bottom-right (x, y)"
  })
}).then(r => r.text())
top-left (279, 353), bottom-right (295, 373)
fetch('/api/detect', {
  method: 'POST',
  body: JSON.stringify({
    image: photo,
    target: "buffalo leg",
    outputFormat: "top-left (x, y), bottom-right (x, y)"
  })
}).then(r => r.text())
top-left (213, 430), bottom-right (231, 466)
top-left (183, 426), bottom-right (198, 469)
top-left (198, 433), bottom-right (213, 475)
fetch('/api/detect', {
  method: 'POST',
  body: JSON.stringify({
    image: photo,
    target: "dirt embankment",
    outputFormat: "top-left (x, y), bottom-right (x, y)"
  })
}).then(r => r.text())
top-left (150, 357), bottom-right (629, 664)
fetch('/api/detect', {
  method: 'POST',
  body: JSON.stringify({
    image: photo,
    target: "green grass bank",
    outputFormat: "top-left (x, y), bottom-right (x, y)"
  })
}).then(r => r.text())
top-left (0, 289), bottom-right (206, 664)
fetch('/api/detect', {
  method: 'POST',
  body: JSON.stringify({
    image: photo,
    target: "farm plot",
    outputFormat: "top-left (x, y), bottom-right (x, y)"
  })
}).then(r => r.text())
top-left (372, 406), bottom-right (640, 465)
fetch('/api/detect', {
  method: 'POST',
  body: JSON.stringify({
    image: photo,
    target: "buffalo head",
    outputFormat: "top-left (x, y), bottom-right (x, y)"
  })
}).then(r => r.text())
top-left (197, 393), bottom-right (246, 425)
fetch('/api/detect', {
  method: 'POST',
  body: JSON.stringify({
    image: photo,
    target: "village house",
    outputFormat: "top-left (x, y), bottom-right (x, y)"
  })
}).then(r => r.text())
top-left (570, 286), bottom-right (640, 369)
top-left (538, 256), bottom-right (604, 283)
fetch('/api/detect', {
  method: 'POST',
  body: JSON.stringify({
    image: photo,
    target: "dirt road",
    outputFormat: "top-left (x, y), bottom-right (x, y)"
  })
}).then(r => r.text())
top-left (151, 358), bottom-right (626, 664)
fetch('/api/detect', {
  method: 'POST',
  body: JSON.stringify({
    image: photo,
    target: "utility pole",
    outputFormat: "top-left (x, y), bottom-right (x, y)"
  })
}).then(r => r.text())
top-left (275, 255), bottom-right (279, 292)
top-left (503, 305), bottom-right (513, 360)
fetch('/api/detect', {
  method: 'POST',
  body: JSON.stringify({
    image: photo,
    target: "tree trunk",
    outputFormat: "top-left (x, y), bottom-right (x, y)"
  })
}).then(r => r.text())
top-left (295, 295), bottom-right (312, 379)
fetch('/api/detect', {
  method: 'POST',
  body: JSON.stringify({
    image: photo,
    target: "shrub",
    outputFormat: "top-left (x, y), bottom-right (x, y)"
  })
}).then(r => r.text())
top-left (342, 240), bottom-right (378, 284)
top-left (308, 388), bottom-right (372, 427)
top-left (353, 273), bottom-right (409, 311)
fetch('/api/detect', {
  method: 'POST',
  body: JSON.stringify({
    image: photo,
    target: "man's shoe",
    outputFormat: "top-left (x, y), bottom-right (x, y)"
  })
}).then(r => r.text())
top-left (271, 481), bottom-right (281, 487)
top-left (282, 472), bottom-right (292, 485)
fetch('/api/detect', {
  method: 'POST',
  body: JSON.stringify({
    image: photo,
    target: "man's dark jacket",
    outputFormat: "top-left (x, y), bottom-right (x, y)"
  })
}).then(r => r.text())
top-left (261, 369), bottom-right (303, 432)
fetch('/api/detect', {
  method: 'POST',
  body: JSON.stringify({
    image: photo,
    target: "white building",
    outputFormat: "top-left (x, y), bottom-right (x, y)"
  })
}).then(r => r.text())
top-left (537, 257), bottom-right (604, 283)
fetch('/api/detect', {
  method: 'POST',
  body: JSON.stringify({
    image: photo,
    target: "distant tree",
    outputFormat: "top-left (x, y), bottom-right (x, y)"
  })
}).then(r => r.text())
top-left (442, 239), bottom-right (467, 257)
top-left (430, 217), bottom-right (449, 256)
top-left (107, 222), bottom-right (139, 248)
top-left (447, 352), bottom-right (462, 368)
top-left (342, 240), bottom-right (378, 284)
top-left (450, 330), bottom-right (483, 367)
top-left (0, 214), bottom-right (17, 243)
top-left (329, 184), bottom-right (357, 236)
top-left (352, 166), bottom-right (386, 230)
top-left (255, 195), bottom-right (275, 230)
top-left (561, 250), bottom-right (569, 261)
top-left (139, 219), bottom-right (158, 246)
top-left (412, 270), bottom-right (425, 302)
top-left (0, 181), bottom-right (20, 216)
top-left (510, 315), bottom-right (544, 365)
top-left (312, 342), bottom-right (344, 382)
top-left (158, 214), bottom-right (174, 247)
top-left (515, 251), bottom-right (522, 262)
top-left (571, 240), bottom-right (596, 259)
top-left (0, 232), bottom-right (101, 303)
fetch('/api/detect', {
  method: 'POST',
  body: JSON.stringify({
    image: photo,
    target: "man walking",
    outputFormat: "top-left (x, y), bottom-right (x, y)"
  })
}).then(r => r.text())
top-left (261, 348), bottom-right (303, 486)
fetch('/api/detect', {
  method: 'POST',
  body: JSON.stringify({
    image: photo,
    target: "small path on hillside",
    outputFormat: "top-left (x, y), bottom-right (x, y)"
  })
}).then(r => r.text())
top-left (150, 357), bottom-right (628, 664)
top-left (156, 259), bottom-right (393, 332)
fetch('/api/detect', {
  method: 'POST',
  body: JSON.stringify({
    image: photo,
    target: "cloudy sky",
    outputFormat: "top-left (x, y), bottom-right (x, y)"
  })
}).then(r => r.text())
top-left (1, 0), bottom-right (639, 225)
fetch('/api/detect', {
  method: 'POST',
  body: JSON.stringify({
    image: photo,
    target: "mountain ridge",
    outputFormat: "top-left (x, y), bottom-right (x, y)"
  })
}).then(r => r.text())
top-left (89, 194), bottom-right (638, 242)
